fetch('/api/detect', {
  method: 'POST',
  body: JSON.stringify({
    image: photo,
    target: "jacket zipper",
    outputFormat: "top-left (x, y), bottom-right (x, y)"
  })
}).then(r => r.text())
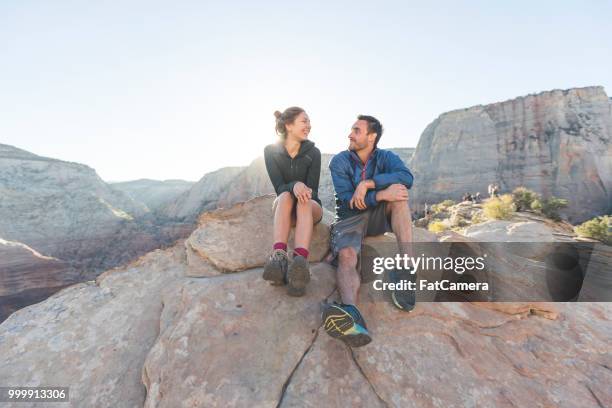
top-left (361, 155), bottom-right (371, 181)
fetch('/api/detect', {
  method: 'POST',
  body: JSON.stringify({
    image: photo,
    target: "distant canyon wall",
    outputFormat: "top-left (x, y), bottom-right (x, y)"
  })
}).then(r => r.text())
top-left (410, 86), bottom-right (612, 223)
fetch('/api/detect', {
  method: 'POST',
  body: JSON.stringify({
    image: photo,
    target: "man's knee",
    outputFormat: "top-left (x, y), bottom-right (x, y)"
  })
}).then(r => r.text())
top-left (387, 199), bottom-right (410, 214)
top-left (338, 247), bottom-right (358, 267)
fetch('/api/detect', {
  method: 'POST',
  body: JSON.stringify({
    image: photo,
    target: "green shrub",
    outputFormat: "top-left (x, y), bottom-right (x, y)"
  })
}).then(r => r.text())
top-left (530, 196), bottom-right (568, 220)
top-left (455, 216), bottom-right (469, 228)
top-left (483, 194), bottom-right (515, 220)
top-left (428, 220), bottom-right (449, 233)
top-left (471, 212), bottom-right (487, 224)
top-left (431, 200), bottom-right (456, 214)
top-left (531, 199), bottom-right (543, 212)
top-left (542, 197), bottom-right (568, 220)
top-left (512, 187), bottom-right (539, 211)
top-left (575, 216), bottom-right (611, 244)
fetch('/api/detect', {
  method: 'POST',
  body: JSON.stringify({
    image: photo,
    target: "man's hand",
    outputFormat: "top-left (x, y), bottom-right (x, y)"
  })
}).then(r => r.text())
top-left (350, 180), bottom-right (374, 210)
top-left (293, 182), bottom-right (312, 204)
top-left (377, 183), bottom-right (409, 202)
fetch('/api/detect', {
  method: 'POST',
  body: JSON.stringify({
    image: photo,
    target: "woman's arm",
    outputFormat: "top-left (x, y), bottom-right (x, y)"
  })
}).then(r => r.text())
top-left (305, 148), bottom-right (321, 203)
top-left (264, 145), bottom-right (295, 195)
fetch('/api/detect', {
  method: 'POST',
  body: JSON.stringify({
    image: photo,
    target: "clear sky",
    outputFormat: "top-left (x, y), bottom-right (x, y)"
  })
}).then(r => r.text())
top-left (1, 1), bottom-right (610, 182)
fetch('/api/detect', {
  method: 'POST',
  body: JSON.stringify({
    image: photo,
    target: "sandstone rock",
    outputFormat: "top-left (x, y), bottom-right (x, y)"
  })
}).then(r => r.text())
top-left (111, 179), bottom-right (195, 213)
top-left (0, 238), bottom-right (78, 297)
top-left (463, 219), bottom-right (557, 242)
top-left (0, 143), bottom-right (193, 319)
top-left (161, 167), bottom-right (245, 221)
top-left (0, 242), bottom-right (188, 407)
top-left (142, 263), bottom-right (337, 408)
top-left (410, 86), bottom-right (612, 223)
top-left (348, 293), bottom-right (610, 407)
top-left (0, 235), bottom-right (609, 407)
top-left (187, 195), bottom-right (332, 272)
top-left (0, 238), bottom-right (79, 322)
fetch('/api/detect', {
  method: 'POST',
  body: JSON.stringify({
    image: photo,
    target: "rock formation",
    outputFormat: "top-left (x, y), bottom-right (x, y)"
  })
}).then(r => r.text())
top-left (410, 86), bottom-right (612, 223)
top-left (111, 179), bottom-right (195, 213)
top-left (0, 144), bottom-right (192, 322)
top-left (160, 167), bottom-right (244, 222)
top-left (0, 196), bottom-right (610, 407)
top-left (0, 238), bottom-right (78, 320)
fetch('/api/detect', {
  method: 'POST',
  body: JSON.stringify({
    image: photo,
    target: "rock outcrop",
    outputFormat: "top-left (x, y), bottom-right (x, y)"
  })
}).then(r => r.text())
top-left (0, 238), bottom-right (78, 320)
top-left (0, 144), bottom-right (192, 322)
top-left (161, 167), bottom-right (244, 222)
top-left (186, 195), bottom-right (333, 273)
top-left (110, 179), bottom-right (195, 213)
top-left (0, 196), bottom-right (610, 408)
top-left (410, 86), bottom-right (612, 223)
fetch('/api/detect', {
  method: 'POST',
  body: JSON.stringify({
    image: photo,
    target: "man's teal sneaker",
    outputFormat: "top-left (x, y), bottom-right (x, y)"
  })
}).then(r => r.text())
top-left (321, 302), bottom-right (372, 347)
top-left (388, 268), bottom-right (416, 312)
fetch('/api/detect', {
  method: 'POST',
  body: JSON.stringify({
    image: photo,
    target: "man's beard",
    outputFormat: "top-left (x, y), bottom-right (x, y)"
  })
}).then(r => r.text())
top-left (349, 141), bottom-right (367, 151)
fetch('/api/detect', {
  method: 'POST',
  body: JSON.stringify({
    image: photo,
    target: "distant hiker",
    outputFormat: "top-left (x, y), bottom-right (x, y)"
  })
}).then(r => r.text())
top-left (492, 184), bottom-right (500, 197)
top-left (263, 107), bottom-right (323, 297)
top-left (462, 192), bottom-right (472, 202)
top-left (424, 203), bottom-right (430, 216)
top-left (322, 115), bottom-right (415, 348)
top-left (488, 183), bottom-right (500, 198)
top-left (474, 192), bottom-right (482, 203)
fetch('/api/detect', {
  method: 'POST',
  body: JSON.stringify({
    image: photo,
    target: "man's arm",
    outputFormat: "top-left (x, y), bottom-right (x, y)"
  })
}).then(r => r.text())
top-left (329, 156), bottom-right (358, 213)
top-left (375, 183), bottom-right (409, 202)
top-left (352, 179), bottom-right (378, 209)
top-left (371, 151), bottom-right (414, 190)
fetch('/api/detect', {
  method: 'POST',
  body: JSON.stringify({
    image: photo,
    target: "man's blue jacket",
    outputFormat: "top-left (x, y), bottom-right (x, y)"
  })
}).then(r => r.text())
top-left (329, 148), bottom-right (414, 220)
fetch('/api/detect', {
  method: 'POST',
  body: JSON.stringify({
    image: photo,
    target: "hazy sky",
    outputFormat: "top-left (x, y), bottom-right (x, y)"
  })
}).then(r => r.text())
top-left (1, 1), bottom-right (611, 182)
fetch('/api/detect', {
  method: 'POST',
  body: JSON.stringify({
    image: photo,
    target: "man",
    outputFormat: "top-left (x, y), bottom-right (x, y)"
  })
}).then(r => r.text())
top-left (322, 115), bottom-right (415, 348)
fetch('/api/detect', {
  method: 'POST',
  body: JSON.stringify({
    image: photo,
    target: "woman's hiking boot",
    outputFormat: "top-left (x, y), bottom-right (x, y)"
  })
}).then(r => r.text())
top-left (263, 249), bottom-right (288, 285)
top-left (287, 255), bottom-right (310, 297)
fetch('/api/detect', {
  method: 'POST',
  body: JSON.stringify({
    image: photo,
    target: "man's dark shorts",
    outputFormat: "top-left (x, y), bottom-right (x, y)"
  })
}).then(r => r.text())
top-left (330, 203), bottom-right (392, 281)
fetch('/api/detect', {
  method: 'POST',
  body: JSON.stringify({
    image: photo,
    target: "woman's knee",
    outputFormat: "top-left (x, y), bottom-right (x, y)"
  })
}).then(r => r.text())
top-left (277, 192), bottom-right (295, 208)
top-left (295, 198), bottom-right (312, 212)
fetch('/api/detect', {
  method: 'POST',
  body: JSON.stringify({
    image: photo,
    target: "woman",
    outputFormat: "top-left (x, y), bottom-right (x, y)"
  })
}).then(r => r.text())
top-left (263, 107), bottom-right (323, 297)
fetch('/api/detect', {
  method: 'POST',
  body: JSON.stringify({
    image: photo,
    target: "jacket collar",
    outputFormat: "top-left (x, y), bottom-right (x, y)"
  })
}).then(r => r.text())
top-left (349, 147), bottom-right (379, 165)
top-left (275, 139), bottom-right (315, 158)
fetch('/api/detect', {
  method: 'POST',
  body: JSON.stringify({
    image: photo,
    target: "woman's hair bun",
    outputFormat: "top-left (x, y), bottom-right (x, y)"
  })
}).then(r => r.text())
top-left (274, 111), bottom-right (282, 119)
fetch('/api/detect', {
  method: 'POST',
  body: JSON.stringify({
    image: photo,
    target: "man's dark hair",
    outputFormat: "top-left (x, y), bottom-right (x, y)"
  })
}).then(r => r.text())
top-left (358, 115), bottom-right (383, 147)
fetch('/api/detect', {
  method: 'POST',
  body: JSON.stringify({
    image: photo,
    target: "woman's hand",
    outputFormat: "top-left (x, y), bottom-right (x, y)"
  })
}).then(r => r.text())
top-left (293, 182), bottom-right (312, 204)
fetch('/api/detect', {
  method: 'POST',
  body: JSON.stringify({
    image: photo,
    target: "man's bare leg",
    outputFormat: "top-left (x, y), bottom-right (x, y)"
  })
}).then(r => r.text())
top-left (386, 199), bottom-right (417, 311)
top-left (386, 199), bottom-right (414, 257)
top-left (337, 247), bottom-right (360, 305)
top-left (322, 246), bottom-right (372, 347)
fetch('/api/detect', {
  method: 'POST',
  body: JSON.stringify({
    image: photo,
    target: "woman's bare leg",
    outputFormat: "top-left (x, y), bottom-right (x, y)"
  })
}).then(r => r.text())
top-left (294, 200), bottom-right (322, 250)
top-left (273, 192), bottom-right (295, 244)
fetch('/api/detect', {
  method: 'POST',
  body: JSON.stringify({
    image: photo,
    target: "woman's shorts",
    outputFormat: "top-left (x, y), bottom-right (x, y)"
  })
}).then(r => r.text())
top-left (272, 194), bottom-right (323, 225)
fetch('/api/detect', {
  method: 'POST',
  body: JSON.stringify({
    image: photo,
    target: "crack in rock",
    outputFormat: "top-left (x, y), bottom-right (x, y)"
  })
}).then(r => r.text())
top-left (349, 348), bottom-right (390, 408)
top-left (276, 327), bottom-right (320, 408)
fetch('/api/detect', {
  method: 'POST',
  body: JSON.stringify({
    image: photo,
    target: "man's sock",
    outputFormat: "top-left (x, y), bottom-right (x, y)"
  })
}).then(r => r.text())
top-left (293, 247), bottom-right (309, 259)
top-left (273, 242), bottom-right (287, 251)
